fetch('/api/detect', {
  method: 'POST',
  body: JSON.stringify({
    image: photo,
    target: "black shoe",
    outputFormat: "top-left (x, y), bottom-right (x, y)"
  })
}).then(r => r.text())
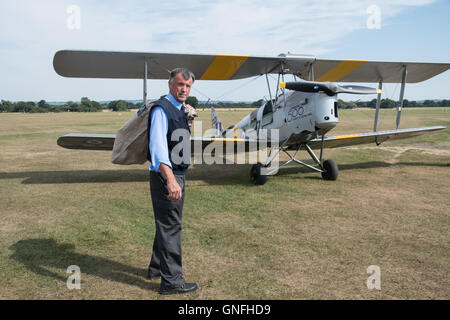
top-left (159, 282), bottom-right (198, 295)
top-left (146, 270), bottom-right (161, 280)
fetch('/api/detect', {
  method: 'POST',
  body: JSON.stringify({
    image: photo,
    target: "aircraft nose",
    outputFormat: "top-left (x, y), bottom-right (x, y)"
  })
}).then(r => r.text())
top-left (314, 96), bottom-right (339, 130)
top-left (316, 119), bottom-right (338, 130)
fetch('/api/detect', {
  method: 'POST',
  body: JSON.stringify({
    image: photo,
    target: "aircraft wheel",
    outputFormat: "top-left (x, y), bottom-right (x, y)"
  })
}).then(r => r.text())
top-left (250, 163), bottom-right (267, 185)
top-left (321, 159), bottom-right (339, 181)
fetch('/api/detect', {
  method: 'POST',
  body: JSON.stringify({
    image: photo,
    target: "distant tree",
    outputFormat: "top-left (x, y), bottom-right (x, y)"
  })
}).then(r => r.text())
top-left (408, 100), bottom-right (417, 108)
top-left (80, 97), bottom-right (101, 112)
top-left (91, 100), bottom-right (102, 111)
top-left (66, 101), bottom-right (83, 112)
top-left (185, 96), bottom-right (198, 109)
top-left (38, 99), bottom-right (50, 109)
top-left (380, 98), bottom-right (396, 109)
top-left (20, 101), bottom-right (36, 113)
top-left (1, 100), bottom-right (13, 112)
top-left (337, 99), bottom-right (357, 109)
top-left (365, 98), bottom-right (376, 109)
top-left (251, 99), bottom-right (264, 107)
top-left (339, 99), bottom-right (357, 109)
top-left (80, 97), bottom-right (92, 111)
top-left (440, 99), bottom-right (450, 107)
top-left (108, 100), bottom-right (128, 111)
top-left (423, 100), bottom-right (434, 107)
top-left (118, 100), bottom-right (129, 111)
top-left (49, 105), bottom-right (63, 112)
top-left (14, 101), bottom-right (26, 112)
top-left (107, 100), bottom-right (116, 111)
top-left (30, 105), bottom-right (48, 113)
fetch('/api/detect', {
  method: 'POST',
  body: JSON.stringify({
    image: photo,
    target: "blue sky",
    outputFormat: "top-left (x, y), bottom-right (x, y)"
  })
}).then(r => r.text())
top-left (0, 0), bottom-right (449, 102)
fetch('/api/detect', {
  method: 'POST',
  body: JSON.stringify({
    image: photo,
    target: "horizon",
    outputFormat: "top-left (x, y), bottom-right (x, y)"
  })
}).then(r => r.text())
top-left (3, 97), bottom-right (449, 105)
top-left (1, 1), bottom-right (449, 102)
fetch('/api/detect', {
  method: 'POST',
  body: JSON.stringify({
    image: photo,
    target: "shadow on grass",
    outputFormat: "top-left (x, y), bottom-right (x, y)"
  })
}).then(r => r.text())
top-left (0, 169), bottom-right (149, 184)
top-left (9, 238), bottom-right (159, 292)
top-left (274, 160), bottom-right (448, 177)
top-left (0, 161), bottom-right (447, 185)
top-left (0, 165), bottom-right (252, 186)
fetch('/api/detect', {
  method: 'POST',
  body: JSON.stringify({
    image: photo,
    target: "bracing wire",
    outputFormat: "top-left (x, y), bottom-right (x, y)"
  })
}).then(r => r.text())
top-left (151, 58), bottom-right (264, 106)
top-left (212, 75), bottom-right (264, 102)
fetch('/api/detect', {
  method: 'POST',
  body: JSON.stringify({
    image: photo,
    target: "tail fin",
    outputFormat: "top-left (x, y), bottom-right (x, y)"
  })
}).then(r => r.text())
top-left (211, 107), bottom-right (224, 137)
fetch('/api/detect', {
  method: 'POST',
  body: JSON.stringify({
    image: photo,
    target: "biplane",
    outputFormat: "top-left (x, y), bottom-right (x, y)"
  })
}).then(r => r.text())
top-left (54, 50), bottom-right (449, 184)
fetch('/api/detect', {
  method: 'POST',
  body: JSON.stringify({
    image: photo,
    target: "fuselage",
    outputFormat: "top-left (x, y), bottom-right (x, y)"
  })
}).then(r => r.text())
top-left (228, 91), bottom-right (339, 144)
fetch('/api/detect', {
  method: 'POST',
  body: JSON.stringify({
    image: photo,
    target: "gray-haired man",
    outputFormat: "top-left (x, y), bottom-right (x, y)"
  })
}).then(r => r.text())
top-left (146, 68), bottom-right (197, 295)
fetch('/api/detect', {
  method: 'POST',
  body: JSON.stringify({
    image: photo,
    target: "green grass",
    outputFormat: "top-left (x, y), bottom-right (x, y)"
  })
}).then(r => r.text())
top-left (0, 108), bottom-right (449, 299)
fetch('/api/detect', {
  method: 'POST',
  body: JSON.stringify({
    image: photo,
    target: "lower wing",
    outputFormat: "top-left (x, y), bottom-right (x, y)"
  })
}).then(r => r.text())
top-left (305, 126), bottom-right (446, 149)
top-left (56, 134), bottom-right (260, 152)
top-left (57, 126), bottom-right (445, 152)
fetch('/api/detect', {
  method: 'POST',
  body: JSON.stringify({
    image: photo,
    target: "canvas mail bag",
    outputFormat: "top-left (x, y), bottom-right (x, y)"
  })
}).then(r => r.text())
top-left (111, 100), bottom-right (157, 165)
top-left (111, 99), bottom-right (198, 165)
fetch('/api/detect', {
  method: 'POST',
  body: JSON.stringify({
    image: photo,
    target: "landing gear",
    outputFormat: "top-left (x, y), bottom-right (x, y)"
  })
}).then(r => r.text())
top-left (249, 140), bottom-right (339, 185)
top-left (321, 159), bottom-right (339, 181)
top-left (250, 163), bottom-right (268, 185)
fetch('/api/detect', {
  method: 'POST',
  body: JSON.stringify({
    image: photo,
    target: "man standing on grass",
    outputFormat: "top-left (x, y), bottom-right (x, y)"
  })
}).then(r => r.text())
top-left (146, 68), bottom-right (197, 295)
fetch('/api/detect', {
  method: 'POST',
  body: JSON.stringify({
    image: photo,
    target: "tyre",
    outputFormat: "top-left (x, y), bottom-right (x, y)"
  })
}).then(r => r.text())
top-left (321, 159), bottom-right (339, 181)
top-left (250, 163), bottom-right (268, 185)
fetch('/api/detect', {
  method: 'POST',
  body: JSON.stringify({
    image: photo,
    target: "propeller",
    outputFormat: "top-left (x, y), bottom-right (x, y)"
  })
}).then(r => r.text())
top-left (280, 81), bottom-right (381, 96)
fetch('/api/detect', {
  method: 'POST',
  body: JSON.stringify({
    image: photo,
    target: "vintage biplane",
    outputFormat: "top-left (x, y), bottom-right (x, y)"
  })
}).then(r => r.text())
top-left (54, 50), bottom-right (449, 184)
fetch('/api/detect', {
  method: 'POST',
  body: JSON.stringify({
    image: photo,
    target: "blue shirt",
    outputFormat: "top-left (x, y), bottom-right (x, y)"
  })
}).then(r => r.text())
top-left (149, 93), bottom-right (183, 172)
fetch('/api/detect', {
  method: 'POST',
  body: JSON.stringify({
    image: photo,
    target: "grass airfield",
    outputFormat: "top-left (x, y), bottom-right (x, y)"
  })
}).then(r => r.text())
top-left (0, 108), bottom-right (449, 299)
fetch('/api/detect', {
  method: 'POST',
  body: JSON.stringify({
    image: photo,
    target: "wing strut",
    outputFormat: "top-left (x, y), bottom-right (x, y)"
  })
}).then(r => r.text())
top-left (396, 66), bottom-right (408, 129)
top-left (265, 73), bottom-right (273, 102)
top-left (143, 60), bottom-right (148, 105)
top-left (373, 80), bottom-right (383, 132)
top-left (309, 62), bottom-right (315, 81)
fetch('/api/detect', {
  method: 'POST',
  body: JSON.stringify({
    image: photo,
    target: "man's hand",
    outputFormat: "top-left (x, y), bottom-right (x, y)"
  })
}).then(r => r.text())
top-left (159, 164), bottom-right (182, 201)
top-left (184, 103), bottom-right (198, 119)
top-left (166, 177), bottom-right (182, 201)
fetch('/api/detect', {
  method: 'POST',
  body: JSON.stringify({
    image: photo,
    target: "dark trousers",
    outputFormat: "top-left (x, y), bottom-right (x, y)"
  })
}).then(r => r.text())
top-left (148, 170), bottom-right (185, 287)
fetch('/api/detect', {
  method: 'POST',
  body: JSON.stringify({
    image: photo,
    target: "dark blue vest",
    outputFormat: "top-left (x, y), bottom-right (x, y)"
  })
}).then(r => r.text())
top-left (147, 97), bottom-right (191, 175)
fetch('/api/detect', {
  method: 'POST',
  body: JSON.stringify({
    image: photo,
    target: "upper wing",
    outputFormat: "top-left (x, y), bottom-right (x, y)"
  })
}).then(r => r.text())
top-left (313, 59), bottom-right (450, 83)
top-left (53, 50), bottom-right (313, 80)
top-left (303, 126), bottom-right (446, 149)
top-left (53, 50), bottom-right (450, 82)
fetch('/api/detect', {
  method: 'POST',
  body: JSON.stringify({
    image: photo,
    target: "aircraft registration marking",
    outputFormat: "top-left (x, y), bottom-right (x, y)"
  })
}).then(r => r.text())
top-left (317, 60), bottom-right (367, 82)
top-left (200, 54), bottom-right (249, 80)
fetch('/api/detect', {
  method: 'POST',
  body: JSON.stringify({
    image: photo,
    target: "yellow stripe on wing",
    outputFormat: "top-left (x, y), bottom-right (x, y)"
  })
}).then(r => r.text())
top-left (211, 137), bottom-right (246, 142)
top-left (335, 134), bottom-right (360, 140)
top-left (200, 54), bottom-right (249, 80)
top-left (317, 60), bottom-right (367, 82)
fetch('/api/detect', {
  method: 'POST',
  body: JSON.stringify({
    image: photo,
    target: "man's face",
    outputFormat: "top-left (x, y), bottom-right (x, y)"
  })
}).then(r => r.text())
top-left (169, 72), bottom-right (193, 103)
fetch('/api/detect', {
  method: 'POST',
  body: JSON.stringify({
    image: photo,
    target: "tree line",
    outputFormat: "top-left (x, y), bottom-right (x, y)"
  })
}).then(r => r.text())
top-left (1, 96), bottom-right (449, 113)
top-left (0, 97), bottom-right (144, 113)
top-left (337, 98), bottom-right (450, 109)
